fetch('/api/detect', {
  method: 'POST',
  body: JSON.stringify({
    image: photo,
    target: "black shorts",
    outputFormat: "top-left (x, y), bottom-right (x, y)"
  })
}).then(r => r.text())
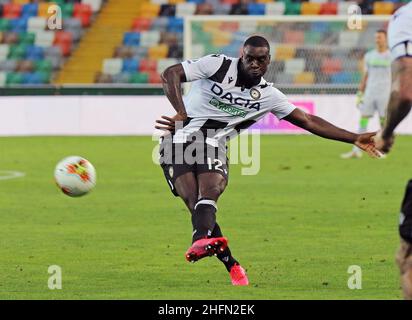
top-left (159, 135), bottom-right (229, 197)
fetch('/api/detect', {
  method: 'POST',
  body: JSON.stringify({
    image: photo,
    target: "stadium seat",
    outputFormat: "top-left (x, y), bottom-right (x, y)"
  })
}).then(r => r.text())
top-left (0, 59), bottom-right (17, 72)
top-left (176, 3), bottom-right (196, 16)
top-left (220, 21), bottom-right (239, 33)
top-left (373, 2), bottom-right (395, 15)
top-left (169, 0), bottom-right (185, 4)
top-left (283, 30), bottom-right (305, 45)
top-left (129, 72), bottom-right (149, 83)
top-left (82, 0), bottom-right (103, 13)
top-left (132, 18), bottom-right (152, 32)
top-left (34, 59), bottom-right (52, 73)
top-left (73, 3), bottom-right (93, 27)
top-left (301, 2), bottom-right (321, 15)
top-left (284, 58), bottom-right (305, 74)
top-left (167, 17), bottom-right (183, 33)
top-left (294, 72), bottom-right (315, 85)
top-left (160, 31), bottom-right (178, 46)
top-left (148, 44), bottom-right (169, 59)
top-left (195, 3), bottom-right (213, 14)
top-left (321, 58), bottom-right (342, 75)
top-left (9, 43), bottom-right (27, 59)
top-left (139, 59), bottom-right (157, 73)
top-left (19, 32), bottom-right (35, 45)
top-left (320, 3), bottom-right (337, 15)
top-left (121, 58), bottom-right (139, 72)
top-left (27, 17), bottom-right (47, 33)
top-left (211, 31), bottom-right (232, 47)
top-left (247, 3), bottom-right (265, 15)
top-left (157, 57), bottom-right (178, 74)
top-left (140, 31), bottom-right (161, 47)
top-left (112, 72), bottom-right (131, 83)
top-left (95, 72), bottom-right (113, 83)
top-left (331, 71), bottom-right (352, 84)
top-left (6, 72), bottom-right (23, 84)
top-left (16, 59), bottom-right (34, 72)
top-left (54, 31), bottom-right (73, 46)
top-left (61, 3), bottom-right (74, 18)
top-left (25, 45), bottom-right (44, 60)
top-left (131, 46), bottom-right (148, 59)
top-left (148, 71), bottom-right (161, 83)
top-left (221, 0), bottom-right (240, 5)
top-left (0, 19), bottom-right (11, 31)
top-left (284, 2), bottom-right (301, 15)
top-left (3, 4), bottom-right (22, 19)
top-left (152, 17), bottom-right (170, 32)
top-left (152, 0), bottom-right (168, 4)
top-left (337, 1), bottom-right (358, 15)
top-left (123, 32), bottom-right (141, 46)
top-left (275, 72), bottom-right (294, 84)
top-left (274, 45), bottom-right (296, 60)
top-left (21, 3), bottom-right (38, 18)
top-left (34, 31), bottom-right (55, 48)
top-left (0, 44), bottom-right (9, 61)
top-left (265, 2), bottom-right (285, 15)
top-left (159, 4), bottom-right (176, 16)
top-left (10, 18), bottom-right (28, 33)
top-left (102, 58), bottom-right (122, 75)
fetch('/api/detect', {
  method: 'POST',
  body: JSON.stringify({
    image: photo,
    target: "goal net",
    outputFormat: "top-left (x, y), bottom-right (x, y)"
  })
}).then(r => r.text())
top-left (184, 15), bottom-right (390, 94)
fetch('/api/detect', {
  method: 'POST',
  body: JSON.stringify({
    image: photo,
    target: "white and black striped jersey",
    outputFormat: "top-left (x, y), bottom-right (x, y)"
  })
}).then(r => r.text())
top-left (173, 54), bottom-right (296, 145)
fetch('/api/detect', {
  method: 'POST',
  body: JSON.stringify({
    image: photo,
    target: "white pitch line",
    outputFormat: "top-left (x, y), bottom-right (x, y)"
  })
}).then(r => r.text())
top-left (0, 171), bottom-right (26, 181)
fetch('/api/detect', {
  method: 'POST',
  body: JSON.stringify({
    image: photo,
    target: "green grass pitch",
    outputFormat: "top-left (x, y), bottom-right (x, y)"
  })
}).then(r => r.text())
top-left (0, 135), bottom-right (410, 299)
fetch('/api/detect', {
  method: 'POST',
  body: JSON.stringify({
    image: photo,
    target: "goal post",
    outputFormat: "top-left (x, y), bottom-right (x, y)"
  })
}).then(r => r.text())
top-left (184, 15), bottom-right (391, 94)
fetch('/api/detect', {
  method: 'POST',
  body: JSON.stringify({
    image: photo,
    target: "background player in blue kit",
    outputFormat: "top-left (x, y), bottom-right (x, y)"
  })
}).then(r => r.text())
top-left (156, 36), bottom-right (381, 286)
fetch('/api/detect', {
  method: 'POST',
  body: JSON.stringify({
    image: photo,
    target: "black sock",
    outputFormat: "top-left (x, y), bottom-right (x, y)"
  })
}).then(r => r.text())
top-left (400, 180), bottom-right (412, 243)
top-left (192, 198), bottom-right (217, 242)
top-left (212, 223), bottom-right (239, 272)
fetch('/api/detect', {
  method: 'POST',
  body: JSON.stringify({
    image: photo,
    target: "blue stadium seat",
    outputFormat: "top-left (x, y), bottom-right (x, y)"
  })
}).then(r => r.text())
top-left (122, 58), bottom-right (139, 72)
top-left (247, 3), bottom-right (265, 15)
top-left (10, 18), bottom-right (28, 33)
top-left (311, 21), bottom-right (329, 33)
top-left (187, 0), bottom-right (205, 4)
top-left (167, 17), bottom-right (183, 33)
top-left (123, 32), bottom-right (140, 46)
top-left (331, 72), bottom-right (352, 84)
top-left (22, 3), bottom-right (39, 18)
top-left (25, 45), bottom-right (44, 60)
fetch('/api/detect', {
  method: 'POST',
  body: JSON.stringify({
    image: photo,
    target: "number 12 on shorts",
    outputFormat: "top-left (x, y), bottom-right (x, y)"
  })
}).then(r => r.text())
top-left (207, 157), bottom-right (223, 173)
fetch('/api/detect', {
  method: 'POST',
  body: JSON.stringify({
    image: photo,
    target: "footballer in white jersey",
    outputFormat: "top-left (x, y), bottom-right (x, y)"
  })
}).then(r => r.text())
top-left (341, 30), bottom-right (391, 159)
top-left (374, 1), bottom-right (412, 300)
top-left (155, 35), bottom-right (380, 286)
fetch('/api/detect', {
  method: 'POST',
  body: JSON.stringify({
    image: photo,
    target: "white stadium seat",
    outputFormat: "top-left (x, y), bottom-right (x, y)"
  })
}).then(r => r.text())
top-left (102, 58), bottom-right (122, 75)
top-left (284, 58), bottom-right (305, 74)
top-left (0, 44), bottom-right (10, 61)
top-left (34, 31), bottom-right (55, 48)
top-left (27, 17), bottom-right (47, 33)
top-left (265, 2), bottom-right (285, 15)
top-left (82, 0), bottom-right (102, 12)
top-left (176, 3), bottom-right (196, 17)
top-left (139, 31), bottom-right (161, 47)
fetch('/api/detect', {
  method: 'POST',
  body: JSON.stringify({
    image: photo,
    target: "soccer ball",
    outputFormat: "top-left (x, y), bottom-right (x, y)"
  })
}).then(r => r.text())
top-left (54, 156), bottom-right (96, 197)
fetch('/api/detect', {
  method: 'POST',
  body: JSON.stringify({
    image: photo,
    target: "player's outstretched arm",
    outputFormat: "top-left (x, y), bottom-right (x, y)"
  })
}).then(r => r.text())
top-left (283, 108), bottom-right (381, 158)
top-left (155, 64), bottom-right (188, 132)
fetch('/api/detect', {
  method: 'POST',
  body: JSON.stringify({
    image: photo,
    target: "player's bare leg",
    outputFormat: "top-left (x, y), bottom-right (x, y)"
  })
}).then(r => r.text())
top-left (174, 172), bottom-right (236, 271)
top-left (191, 172), bottom-right (249, 285)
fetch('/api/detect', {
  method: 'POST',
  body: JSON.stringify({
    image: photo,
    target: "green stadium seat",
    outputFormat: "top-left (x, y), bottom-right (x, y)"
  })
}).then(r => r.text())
top-left (19, 32), bottom-right (35, 45)
top-left (284, 1), bottom-right (301, 15)
top-left (35, 60), bottom-right (53, 73)
top-left (6, 72), bottom-right (24, 85)
top-left (9, 44), bottom-right (27, 59)
top-left (0, 19), bottom-right (11, 31)
top-left (129, 72), bottom-right (149, 83)
top-left (62, 3), bottom-right (74, 18)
